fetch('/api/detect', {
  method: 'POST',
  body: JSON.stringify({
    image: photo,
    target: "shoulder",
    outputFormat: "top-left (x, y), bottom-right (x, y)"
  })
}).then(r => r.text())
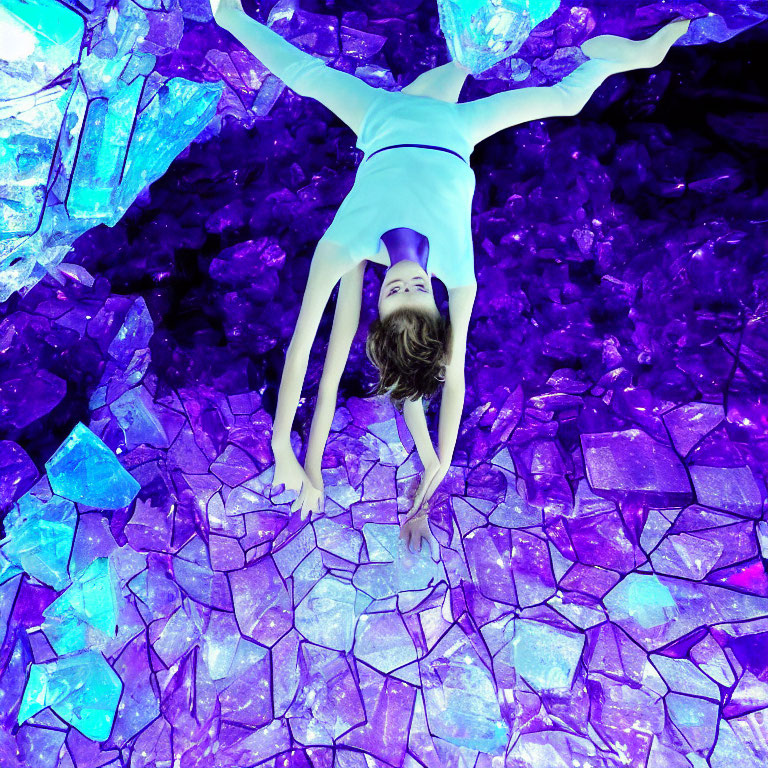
top-left (313, 239), bottom-right (359, 282)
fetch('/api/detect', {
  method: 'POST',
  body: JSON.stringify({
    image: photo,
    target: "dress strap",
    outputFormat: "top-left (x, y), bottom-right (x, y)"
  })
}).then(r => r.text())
top-left (365, 143), bottom-right (468, 164)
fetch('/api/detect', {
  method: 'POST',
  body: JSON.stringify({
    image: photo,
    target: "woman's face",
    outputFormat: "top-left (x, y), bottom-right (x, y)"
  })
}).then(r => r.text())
top-left (378, 260), bottom-right (439, 319)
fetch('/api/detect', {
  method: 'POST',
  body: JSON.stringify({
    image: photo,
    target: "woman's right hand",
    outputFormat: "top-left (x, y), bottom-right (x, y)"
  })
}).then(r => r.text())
top-left (271, 449), bottom-right (325, 521)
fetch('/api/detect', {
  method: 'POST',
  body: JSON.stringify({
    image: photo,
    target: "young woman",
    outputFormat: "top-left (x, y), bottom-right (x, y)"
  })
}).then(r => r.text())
top-left (210, 0), bottom-right (689, 552)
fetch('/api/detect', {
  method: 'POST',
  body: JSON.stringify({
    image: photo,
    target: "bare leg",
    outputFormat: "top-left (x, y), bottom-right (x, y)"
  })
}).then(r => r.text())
top-left (401, 60), bottom-right (469, 103)
top-left (216, 7), bottom-right (381, 134)
top-left (456, 18), bottom-right (690, 147)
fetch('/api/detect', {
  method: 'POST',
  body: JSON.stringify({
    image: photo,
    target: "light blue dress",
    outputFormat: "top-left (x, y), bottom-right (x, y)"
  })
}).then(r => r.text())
top-left (321, 91), bottom-right (478, 290)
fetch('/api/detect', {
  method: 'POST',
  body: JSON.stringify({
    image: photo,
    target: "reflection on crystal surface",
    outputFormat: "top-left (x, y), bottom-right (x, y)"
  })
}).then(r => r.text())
top-left (42, 557), bottom-right (119, 655)
top-left (0, 0), bottom-right (221, 301)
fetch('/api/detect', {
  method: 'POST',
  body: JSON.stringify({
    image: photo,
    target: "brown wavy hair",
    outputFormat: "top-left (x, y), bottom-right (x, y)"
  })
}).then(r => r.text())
top-left (365, 307), bottom-right (451, 412)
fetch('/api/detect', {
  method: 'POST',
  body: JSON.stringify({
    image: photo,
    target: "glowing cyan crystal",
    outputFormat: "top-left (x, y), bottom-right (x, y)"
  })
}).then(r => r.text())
top-left (44, 422), bottom-right (141, 509)
top-left (18, 650), bottom-right (123, 741)
top-left (0, 0), bottom-right (222, 301)
top-left (0, 493), bottom-right (77, 590)
top-left (437, 0), bottom-right (561, 73)
top-left (42, 557), bottom-right (119, 655)
top-left (604, 573), bottom-right (679, 630)
top-left (0, 0), bottom-right (84, 237)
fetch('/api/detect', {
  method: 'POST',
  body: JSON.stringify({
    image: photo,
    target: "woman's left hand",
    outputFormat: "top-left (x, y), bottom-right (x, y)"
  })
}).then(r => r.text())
top-left (399, 512), bottom-right (439, 559)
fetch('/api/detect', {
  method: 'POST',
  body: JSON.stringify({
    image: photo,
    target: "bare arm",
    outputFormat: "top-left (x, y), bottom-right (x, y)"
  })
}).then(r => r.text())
top-left (271, 242), bottom-right (349, 453)
top-left (436, 284), bottom-right (476, 465)
top-left (213, 2), bottom-right (323, 92)
top-left (402, 397), bottom-right (440, 472)
top-left (303, 259), bottom-right (366, 486)
top-left (402, 284), bottom-right (476, 520)
top-left (212, 1), bottom-right (377, 134)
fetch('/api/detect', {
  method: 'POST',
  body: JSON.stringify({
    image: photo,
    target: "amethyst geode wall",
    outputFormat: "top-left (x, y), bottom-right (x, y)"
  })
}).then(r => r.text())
top-left (1, 1), bottom-right (768, 767)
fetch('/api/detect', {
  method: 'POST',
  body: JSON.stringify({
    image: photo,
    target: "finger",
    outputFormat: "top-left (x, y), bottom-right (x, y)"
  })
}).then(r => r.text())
top-left (291, 487), bottom-right (306, 514)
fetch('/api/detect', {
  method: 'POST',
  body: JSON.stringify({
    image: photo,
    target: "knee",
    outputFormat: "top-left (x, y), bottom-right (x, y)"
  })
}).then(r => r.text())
top-left (282, 57), bottom-right (327, 97)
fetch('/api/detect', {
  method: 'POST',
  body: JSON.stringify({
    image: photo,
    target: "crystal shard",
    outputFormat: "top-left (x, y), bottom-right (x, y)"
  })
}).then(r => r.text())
top-left (0, 0), bottom-right (84, 237)
top-left (295, 575), bottom-right (358, 652)
top-left (18, 650), bottom-right (123, 741)
top-left (41, 557), bottom-right (119, 655)
top-left (437, 0), bottom-right (561, 73)
top-left (44, 422), bottom-right (141, 509)
top-left (1, 493), bottom-right (76, 590)
top-left (419, 623), bottom-right (508, 752)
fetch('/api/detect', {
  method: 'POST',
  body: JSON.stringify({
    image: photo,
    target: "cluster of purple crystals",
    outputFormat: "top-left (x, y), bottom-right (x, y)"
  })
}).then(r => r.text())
top-left (1, 1), bottom-right (768, 766)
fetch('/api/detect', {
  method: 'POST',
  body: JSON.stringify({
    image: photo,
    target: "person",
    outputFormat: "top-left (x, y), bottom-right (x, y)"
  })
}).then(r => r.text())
top-left (209, 0), bottom-right (690, 553)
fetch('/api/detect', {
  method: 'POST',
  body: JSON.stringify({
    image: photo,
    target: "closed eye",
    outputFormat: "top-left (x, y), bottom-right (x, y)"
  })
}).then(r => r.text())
top-left (388, 280), bottom-right (428, 296)
top-left (388, 286), bottom-right (428, 296)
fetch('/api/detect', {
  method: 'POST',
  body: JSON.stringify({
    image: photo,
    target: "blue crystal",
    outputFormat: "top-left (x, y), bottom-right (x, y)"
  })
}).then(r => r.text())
top-left (420, 624), bottom-right (509, 752)
top-left (604, 573), bottom-right (680, 630)
top-left (107, 297), bottom-right (154, 367)
top-left (1, 493), bottom-right (76, 590)
top-left (0, 1), bottom-right (222, 302)
top-left (294, 575), bottom-right (358, 651)
top-left (45, 422), bottom-right (141, 509)
top-left (0, 549), bottom-right (22, 585)
top-left (502, 618), bottom-right (585, 691)
top-left (18, 650), bottom-right (123, 741)
top-left (104, 76), bottom-right (223, 227)
top-left (0, 0), bottom-right (84, 237)
top-left (438, 0), bottom-right (561, 74)
top-left (42, 558), bottom-right (119, 655)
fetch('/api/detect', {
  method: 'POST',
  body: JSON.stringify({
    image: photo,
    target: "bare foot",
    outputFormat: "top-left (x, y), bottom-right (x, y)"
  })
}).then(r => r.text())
top-left (581, 18), bottom-right (690, 70)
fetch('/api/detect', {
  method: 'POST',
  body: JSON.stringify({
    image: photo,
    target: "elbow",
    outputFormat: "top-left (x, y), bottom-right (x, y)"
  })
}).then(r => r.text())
top-left (285, 340), bottom-right (311, 372)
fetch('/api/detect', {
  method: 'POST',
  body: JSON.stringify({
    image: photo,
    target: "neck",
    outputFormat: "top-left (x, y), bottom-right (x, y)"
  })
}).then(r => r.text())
top-left (381, 227), bottom-right (429, 273)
